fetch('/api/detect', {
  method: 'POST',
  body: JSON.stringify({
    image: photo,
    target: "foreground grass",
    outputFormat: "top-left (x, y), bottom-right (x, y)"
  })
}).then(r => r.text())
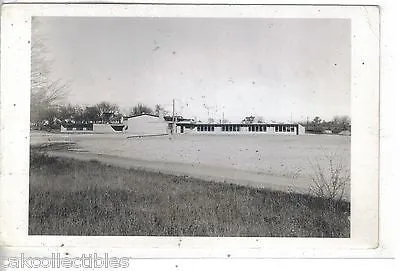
top-left (29, 146), bottom-right (350, 237)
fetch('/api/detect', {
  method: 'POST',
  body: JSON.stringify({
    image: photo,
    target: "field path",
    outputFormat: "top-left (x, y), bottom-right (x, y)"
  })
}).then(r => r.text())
top-left (46, 150), bottom-right (313, 195)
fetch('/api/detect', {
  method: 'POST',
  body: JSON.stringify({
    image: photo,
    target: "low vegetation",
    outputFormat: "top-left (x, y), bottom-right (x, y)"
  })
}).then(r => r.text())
top-left (29, 143), bottom-right (350, 237)
top-left (309, 153), bottom-right (350, 202)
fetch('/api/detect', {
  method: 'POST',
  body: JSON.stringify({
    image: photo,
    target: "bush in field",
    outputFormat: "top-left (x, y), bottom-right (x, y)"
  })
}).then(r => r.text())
top-left (309, 153), bottom-right (350, 202)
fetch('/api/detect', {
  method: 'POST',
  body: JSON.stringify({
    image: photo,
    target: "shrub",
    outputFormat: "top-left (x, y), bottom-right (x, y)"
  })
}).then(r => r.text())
top-left (309, 152), bottom-right (350, 202)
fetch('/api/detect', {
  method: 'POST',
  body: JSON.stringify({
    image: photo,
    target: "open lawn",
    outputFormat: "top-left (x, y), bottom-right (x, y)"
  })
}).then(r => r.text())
top-left (29, 145), bottom-right (350, 237)
top-left (30, 131), bottom-right (351, 198)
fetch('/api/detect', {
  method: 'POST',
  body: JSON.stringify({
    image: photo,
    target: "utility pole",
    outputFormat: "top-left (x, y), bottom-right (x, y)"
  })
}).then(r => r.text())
top-left (172, 99), bottom-right (175, 134)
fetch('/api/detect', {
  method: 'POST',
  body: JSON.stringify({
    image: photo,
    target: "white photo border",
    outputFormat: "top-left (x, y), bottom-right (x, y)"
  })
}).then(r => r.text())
top-left (0, 3), bottom-right (380, 258)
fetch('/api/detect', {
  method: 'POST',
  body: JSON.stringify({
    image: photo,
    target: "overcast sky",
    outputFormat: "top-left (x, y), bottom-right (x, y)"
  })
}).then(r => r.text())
top-left (33, 17), bottom-right (350, 122)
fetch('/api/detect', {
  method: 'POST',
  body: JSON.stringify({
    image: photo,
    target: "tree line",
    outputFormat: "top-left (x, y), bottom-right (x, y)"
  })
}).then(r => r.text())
top-left (31, 101), bottom-right (167, 130)
top-left (299, 116), bottom-right (351, 134)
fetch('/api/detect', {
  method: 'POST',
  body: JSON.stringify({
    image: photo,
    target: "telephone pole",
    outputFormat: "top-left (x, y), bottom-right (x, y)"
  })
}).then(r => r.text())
top-left (172, 99), bottom-right (176, 134)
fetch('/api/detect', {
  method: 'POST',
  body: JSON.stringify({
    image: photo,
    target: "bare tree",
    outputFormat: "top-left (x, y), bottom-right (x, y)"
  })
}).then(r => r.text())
top-left (332, 115), bottom-right (351, 132)
top-left (154, 104), bottom-right (167, 116)
top-left (130, 103), bottom-right (153, 116)
top-left (96, 102), bottom-right (119, 123)
top-left (31, 18), bottom-right (69, 126)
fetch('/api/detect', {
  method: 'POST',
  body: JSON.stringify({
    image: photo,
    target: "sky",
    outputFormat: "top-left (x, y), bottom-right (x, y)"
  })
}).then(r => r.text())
top-left (33, 17), bottom-right (351, 123)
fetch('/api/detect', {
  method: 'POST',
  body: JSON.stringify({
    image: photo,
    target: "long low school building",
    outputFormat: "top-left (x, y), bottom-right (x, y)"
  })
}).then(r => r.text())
top-left (176, 123), bottom-right (305, 135)
top-left (125, 114), bottom-right (305, 136)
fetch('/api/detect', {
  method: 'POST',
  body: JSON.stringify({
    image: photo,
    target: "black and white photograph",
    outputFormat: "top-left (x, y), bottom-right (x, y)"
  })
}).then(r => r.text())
top-left (28, 15), bottom-right (352, 237)
top-left (0, 4), bottom-right (382, 258)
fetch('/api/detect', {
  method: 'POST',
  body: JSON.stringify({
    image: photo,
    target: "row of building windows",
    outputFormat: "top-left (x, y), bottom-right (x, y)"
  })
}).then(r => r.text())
top-left (249, 125), bottom-right (267, 132)
top-left (222, 125), bottom-right (241, 132)
top-left (197, 125), bottom-right (215, 132)
top-left (275, 126), bottom-right (296, 132)
top-left (194, 125), bottom-right (297, 133)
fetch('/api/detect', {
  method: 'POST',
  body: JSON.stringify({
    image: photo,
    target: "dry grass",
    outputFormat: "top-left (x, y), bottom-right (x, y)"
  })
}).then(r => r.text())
top-left (29, 144), bottom-right (350, 237)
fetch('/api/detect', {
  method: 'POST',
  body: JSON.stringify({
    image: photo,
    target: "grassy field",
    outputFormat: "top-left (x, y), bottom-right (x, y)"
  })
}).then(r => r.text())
top-left (29, 144), bottom-right (350, 237)
top-left (30, 131), bottom-right (351, 198)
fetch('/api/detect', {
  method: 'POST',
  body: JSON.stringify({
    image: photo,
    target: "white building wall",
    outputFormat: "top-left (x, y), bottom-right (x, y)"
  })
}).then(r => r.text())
top-left (267, 127), bottom-right (275, 133)
top-left (297, 124), bottom-right (306, 135)
top-left (60, 124), bottom-right (94, 133)
top-left (215, 127), bottom-right (222, 133)
top-left (93, 124), bottom-right (115, 133)
top-left (127, 115), bottom-right (168, 136)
